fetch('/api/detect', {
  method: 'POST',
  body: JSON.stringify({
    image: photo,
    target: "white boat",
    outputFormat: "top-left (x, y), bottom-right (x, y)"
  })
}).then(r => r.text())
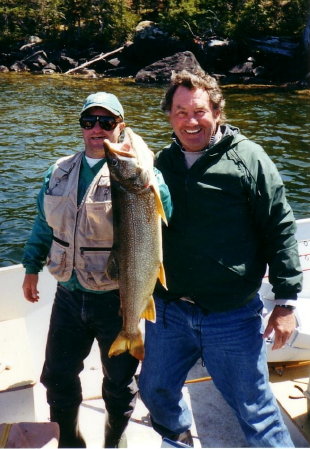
top-left (262, 218), bottom-right (310, 363)
top-left (0, 218), bottom-right (309, 448)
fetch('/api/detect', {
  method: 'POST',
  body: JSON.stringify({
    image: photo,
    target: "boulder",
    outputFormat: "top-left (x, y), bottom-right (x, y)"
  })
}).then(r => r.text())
top-left (303, 15), bottom-right (310, 76)
top-left (19, 36), bottom-right (43, 52)
top-left (229, 59), bottom-right (255, 75)
top-left (0, 65), bottom-right (9, 72)
top-left (135, 51), bottom-right (203, 83)
top-left (25, 52), bottom-right (48, 70)
top-left (134, 21), bottom-right (169, 40)
top-left (253, 66), bottom-right (266, 77)
top-left (42, 63), bottom-right (57, 74)
top-left (248, 36), bottom-right (300, 57)
top-left (9, 61), bottom-right (29, 72)
top-left (201, 38), bottom-right (241, 73)
top-left (58, 55), bottom-right (78, 71)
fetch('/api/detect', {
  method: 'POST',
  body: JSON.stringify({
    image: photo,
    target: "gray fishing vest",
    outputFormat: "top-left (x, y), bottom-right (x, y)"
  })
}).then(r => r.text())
top-left (44, 151), bottom-right (118, 291)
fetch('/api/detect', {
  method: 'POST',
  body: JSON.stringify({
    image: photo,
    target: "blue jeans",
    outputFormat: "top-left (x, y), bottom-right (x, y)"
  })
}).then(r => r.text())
top-left (139, 295), bottom-right (294, 447)
top-left (41, 284), bottom-right (138, 418)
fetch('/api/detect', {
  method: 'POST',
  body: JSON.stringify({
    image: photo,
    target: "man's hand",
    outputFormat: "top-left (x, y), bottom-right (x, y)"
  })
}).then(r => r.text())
top-left (263, 306), bottom-right (296, 350)
top-left (22, 274), bottom-right (39, 303)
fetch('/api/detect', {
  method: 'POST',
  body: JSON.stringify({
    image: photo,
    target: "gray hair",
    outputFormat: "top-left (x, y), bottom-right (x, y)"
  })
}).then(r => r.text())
top-left (161, 69), bottom-right (226, 123)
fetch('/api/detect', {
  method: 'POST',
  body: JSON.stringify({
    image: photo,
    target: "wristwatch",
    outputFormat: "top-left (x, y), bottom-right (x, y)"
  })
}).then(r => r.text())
top-left (276, 304), bottom-right (296, 311)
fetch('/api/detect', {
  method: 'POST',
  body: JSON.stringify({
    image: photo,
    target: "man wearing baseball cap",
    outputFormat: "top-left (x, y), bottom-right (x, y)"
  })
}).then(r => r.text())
top-left (22, 92), bottom-right (171, 448)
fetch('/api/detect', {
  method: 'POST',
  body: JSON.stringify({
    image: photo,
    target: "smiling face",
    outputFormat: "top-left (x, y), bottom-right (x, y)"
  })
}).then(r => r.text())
top-left (168, 86), bottom-right (220, 152)
top-left (81, 106), bottom-right (125, 158)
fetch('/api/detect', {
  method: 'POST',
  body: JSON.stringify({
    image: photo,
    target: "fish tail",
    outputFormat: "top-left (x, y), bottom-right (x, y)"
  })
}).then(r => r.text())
top-left (129, 331), bottom-right (145, 360)
top-left (141, 296), bottom-right (156, 322)
top-left (108, 330), bottom-right (144, 361)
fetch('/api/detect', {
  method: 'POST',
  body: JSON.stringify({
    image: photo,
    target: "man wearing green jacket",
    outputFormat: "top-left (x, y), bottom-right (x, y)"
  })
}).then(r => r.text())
top-left (22, 91), bottom-right (171, 448)
top-left (139, 70), bottom-right (302, 447)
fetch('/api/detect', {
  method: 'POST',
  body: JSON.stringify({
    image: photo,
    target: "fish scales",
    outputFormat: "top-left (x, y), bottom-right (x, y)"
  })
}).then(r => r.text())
top-left (103, 127), bottom-right (166, 360)
top-left (117, 191), bottom-right (160, 318)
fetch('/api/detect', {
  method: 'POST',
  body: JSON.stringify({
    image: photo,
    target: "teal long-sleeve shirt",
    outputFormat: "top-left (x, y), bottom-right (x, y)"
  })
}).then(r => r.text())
top-left (22, 153), bottom-right (172, 292)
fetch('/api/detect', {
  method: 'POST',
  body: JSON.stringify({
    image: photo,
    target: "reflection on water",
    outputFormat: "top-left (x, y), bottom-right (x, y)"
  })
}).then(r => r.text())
top-left (0, 74), bottom-right (309, 266)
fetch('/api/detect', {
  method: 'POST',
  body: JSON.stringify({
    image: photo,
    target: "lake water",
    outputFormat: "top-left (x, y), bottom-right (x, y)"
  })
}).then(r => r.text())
top-left (0, 73), bottom-right (309, 267)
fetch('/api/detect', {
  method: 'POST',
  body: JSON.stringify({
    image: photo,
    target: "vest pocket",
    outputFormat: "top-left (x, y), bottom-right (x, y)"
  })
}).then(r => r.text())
top-left (46, 240), bottom-right (71, 281)
top-left (85, 202), bottom-right (113, 240)
top-left (78, 248), bottom-right (117, 290)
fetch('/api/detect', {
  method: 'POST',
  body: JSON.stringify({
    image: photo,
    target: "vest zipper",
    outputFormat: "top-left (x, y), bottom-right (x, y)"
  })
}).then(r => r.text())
top-left (53, 236), bottom-right (70, 247)
top-left (80, 247), bottom-right (112, 255)
top-left (73, 164), bottom-right (110, 268)
top-left (74, 179), bottom-right (91, 267)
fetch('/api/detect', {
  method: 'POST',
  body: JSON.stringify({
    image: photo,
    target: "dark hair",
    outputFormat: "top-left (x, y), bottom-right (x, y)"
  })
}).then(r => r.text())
top-left (161, 69), bottom-right (226, 123)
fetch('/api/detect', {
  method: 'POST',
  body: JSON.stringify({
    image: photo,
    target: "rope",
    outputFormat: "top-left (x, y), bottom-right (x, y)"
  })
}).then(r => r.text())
top-left (185, 376), bottom-right (212, 384)
top-left (0, 424), bottom-right (12, 448)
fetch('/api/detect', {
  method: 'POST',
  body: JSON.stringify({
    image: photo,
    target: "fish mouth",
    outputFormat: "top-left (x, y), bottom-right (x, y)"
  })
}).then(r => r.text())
top-left (103, 139), bottom-right (135, 158)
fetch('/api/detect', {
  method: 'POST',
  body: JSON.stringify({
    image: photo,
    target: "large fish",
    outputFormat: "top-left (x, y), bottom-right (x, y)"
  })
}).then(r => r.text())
top-left (103, 127), bottom-right (167, 361)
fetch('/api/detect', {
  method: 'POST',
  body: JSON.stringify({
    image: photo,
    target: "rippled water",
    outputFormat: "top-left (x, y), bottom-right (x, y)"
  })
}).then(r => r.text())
top-left (0, 74), bottom-right (309, 267)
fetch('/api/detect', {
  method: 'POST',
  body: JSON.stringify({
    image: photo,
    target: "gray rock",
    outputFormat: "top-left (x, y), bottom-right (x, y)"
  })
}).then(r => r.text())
top-left (9, 61), bottom-right (29, 72)
top-left (135, 51), bottom-right (203, 84)
top-left (229, 61), bottom-right (255, 75)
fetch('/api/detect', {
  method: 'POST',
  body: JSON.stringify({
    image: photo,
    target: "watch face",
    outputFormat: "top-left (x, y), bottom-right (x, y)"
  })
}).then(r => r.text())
top-left (278, 305), bottom-right (295, 310)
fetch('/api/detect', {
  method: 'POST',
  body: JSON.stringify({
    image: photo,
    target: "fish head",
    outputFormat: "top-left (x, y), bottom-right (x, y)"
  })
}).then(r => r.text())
top-left (103, 127), bottom-right (153, 191)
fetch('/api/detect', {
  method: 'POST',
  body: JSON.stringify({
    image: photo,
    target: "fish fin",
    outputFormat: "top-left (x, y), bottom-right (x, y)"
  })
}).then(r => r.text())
top-left (141, 296), bottom-right (156, 323)
top-left (158, 262), bottom-right (167, 289)
top-left (151, 182), bottom-right (168, 225)
top-left (105, 252), bottom-right (119, 281)
top-left (108, 330), bottom-right (144, 361)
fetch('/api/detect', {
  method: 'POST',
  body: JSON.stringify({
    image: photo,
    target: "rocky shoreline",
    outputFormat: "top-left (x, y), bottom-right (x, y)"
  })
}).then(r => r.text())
top-left (1, 21), bottom-right (309, 88)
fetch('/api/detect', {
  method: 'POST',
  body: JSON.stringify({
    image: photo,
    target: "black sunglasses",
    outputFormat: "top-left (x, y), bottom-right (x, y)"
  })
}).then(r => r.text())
top-left (79, 115), bottom-right (122, 131)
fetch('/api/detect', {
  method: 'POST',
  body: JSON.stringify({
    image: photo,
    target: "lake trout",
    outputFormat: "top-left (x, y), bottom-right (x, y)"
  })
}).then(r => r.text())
top-left (103, 127), bottom-right (167, 360)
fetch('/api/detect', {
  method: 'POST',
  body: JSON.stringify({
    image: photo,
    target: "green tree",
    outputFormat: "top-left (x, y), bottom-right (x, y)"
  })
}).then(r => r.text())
top-left (0, 0), bottom-right (308, 50)
top-left (232, 0), bottom-right (309, 37)
top-left (91, 0), bottom-right (139, 47)
top-left (157, 0), bottom-right (223, 40)
top-left (0, 0), bottom-right (63, 46)
top-left (58, 0), bottom-right (139, 48)
top-left (158, 0), bottom-right (309, 39)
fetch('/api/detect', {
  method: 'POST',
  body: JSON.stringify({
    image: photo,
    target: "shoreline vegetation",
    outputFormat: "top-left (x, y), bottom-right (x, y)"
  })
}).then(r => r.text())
top-left (0, 1), bottom-right (309, 87)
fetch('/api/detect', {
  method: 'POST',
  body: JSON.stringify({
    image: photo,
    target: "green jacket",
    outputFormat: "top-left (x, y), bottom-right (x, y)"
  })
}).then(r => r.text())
top-left (22, 152), bottom-right (172, 293)
top-left (155, 125), bottom-right (303, 312)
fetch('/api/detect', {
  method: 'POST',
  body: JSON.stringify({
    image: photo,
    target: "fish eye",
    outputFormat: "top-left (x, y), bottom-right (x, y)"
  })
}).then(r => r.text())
top-left (110, 158), bottom-right (118, 167)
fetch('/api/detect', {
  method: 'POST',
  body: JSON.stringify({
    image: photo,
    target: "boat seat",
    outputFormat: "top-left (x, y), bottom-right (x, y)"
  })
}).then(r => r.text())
top-left (0, 422), bottom-right (59, 448)
top-left (0, 318), bottom-right (36, 423)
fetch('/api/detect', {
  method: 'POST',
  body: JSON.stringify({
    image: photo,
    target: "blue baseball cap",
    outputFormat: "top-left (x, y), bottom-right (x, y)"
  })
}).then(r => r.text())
top-left (81, 92), bottom-right (124, 119)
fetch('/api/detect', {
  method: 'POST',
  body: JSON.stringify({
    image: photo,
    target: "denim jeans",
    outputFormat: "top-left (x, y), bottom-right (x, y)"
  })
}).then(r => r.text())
top-left (139, 294), bottom-right (294, 447)
top-left (41, 284), bottom-right (138, 418)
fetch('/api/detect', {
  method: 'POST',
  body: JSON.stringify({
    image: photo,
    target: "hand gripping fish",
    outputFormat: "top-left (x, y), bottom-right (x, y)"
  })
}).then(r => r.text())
top-left (103, 127), bottom-right (167, 360)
